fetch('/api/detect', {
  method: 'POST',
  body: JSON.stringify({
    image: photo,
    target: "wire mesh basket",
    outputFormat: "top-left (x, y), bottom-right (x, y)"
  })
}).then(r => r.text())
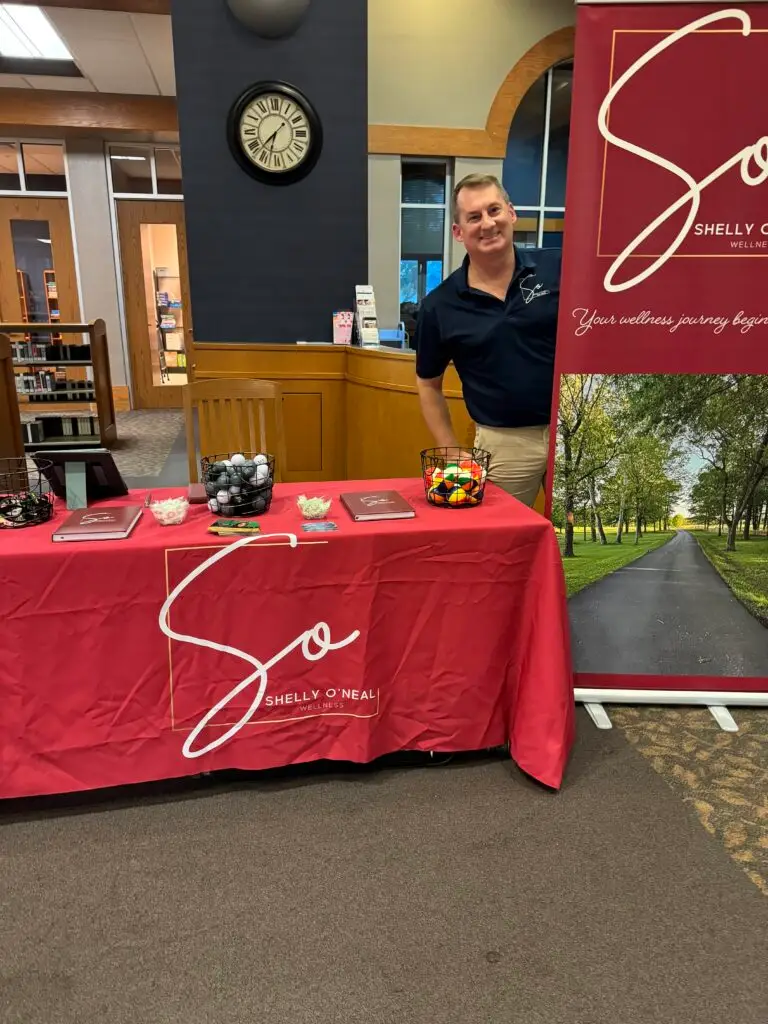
top-left (200, 452), bottom-right (275, 517)
top-left (420, 447), bottom-right (491, 508)
top-left (0, 457), bottom-right (54, 529)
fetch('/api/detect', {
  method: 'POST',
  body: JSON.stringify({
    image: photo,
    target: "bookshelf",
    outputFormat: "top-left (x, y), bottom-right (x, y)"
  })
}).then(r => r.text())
top-left (43, 270), bottom-right (62, 341)
top-left (154, 270), bottom-right (188, 381)
top-left (2, 319), bottom-right (117, 450)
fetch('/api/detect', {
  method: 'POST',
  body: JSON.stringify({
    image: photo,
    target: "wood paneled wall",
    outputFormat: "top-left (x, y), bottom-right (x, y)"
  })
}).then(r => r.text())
top-left (192, 344), bottom-right (474, 483)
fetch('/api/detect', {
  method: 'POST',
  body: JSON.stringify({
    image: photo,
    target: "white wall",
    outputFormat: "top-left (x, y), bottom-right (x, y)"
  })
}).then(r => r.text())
top-left (65, 138), bottom-right (128, 389)
top-left (369, 0), bottom-right (575, 128)
top-left (368, 154), bottom-right (401, 329)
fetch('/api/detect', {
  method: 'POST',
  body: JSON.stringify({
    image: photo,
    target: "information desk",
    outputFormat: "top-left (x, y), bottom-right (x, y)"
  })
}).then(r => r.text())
top-left (0, 479), bottom-right (574, 799)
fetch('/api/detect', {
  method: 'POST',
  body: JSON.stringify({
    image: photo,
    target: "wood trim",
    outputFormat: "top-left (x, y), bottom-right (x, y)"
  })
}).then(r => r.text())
top-left (10, 0), bottom-right (169, 12)
top-left (0, 89), bottom-right (177, 134)
top-left (0, 27), bottom-right (572, 147)
top-left (369, 25), bottom-right (575, 158)
top-left (367, 125), bottom-right (493, 159)
top-left (485, 26), bottom-right (575, 151)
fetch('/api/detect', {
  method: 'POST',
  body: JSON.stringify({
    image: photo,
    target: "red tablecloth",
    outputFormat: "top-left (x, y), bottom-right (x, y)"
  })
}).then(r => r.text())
top-left (0, 479), bottom-right (574, 798)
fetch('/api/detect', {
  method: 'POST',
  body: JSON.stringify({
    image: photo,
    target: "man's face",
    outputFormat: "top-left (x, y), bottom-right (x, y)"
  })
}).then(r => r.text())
top-left (452, 185), bottom-right (517, 260)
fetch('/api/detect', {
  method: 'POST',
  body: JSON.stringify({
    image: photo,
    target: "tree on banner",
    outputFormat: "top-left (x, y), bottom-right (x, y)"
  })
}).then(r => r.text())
top-left (625, 375), bottom-right (768, 552)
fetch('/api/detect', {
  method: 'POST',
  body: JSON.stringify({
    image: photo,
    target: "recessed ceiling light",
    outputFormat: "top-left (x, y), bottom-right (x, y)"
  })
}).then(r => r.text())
top-left (0, 4), bottom-right (72, 59)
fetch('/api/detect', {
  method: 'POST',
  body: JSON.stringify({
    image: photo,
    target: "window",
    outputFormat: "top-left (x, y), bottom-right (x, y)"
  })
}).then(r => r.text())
top-left (503, 60), bottom-right (572, 248)
top-left (400, 160), bottom-right (451, 324)
top-left (0, 141), bottom-right (67, 194)
top-left (108, 144), bottom-right (183, 199)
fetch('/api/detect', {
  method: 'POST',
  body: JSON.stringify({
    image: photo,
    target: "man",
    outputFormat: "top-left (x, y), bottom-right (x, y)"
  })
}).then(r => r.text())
top-left (414, 173), bottom-right (560, 507)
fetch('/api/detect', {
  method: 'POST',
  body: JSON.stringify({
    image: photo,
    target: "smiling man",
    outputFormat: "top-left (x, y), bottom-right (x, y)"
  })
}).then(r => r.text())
top-left (414, 173), bottom-right (561, 507)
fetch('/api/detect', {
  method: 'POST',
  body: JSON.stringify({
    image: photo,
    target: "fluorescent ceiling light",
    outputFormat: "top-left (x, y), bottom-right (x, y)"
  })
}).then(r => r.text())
top-left (0, 4), bottom-right (72, 59)
top-left (37, 238), bottom-right (51, 244)
top-left (110, 154), bottom-right (148, 162)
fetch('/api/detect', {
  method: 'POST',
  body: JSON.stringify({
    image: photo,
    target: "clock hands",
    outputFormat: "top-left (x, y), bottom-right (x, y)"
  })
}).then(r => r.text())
top-left (263, 123), bottom-right (286, 151)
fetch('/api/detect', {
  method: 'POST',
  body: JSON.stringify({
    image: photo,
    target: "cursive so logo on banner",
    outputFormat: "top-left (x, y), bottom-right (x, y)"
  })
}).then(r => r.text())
top-left (598, 7), bottom-right (768, 293)
top-left (158, 533), bottom-right (360, 759)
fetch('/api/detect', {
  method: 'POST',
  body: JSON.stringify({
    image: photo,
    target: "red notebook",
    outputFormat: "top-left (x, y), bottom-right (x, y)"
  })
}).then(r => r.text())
top-left (339, 490), bottom-right (415, 522)
top-left (52, 505), bottom-right (143, 542)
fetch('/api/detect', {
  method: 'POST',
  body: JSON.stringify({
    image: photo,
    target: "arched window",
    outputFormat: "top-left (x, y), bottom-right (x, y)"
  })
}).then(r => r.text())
top-left (502, 59), bottom-right (573, 248)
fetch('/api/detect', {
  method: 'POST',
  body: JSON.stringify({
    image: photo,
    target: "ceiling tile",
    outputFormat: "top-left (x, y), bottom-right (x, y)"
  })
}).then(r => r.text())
top-left (44, 8), bottom-right (159, 94)
top-left (131, 14), bottom-right (175, 96)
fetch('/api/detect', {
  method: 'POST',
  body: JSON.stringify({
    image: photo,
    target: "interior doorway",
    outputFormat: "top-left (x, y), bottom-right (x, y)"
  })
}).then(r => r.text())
top-left (0, 196), bottom-right (80, 325)
top-left (116, 199), bottom-right (194, 409)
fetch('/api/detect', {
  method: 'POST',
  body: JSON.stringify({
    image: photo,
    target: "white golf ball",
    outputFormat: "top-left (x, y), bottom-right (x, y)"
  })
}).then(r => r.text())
top-left (208, 499), bottom-right (219, 512)
top-left (254, 454), bottom-right (267, 466)
top-left (216, 489), bottom-right (229, 504)
top-left (230, 453), bottom-right (246, 467)
top-left (228, 485), bottom-right (241, 495)
top-left (256, 464), bottom-right (269, 483)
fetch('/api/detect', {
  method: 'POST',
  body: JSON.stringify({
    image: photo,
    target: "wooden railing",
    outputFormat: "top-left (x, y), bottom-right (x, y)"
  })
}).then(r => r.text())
top-left (0, 333), bottom-right (24, 459)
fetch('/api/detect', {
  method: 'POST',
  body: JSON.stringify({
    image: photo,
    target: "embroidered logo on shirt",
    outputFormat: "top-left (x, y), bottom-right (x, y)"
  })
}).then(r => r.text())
top-left (519, 273), bottom-right (551, 305)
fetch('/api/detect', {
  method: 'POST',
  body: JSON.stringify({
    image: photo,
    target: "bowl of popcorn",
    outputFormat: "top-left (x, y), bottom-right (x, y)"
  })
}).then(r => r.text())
top-left (149, 496), bottom-right (189, 526)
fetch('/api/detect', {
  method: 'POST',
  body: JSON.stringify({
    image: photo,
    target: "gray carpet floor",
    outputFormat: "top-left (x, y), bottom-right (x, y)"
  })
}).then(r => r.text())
top-left (1, 711), bottom-right (766, 1024)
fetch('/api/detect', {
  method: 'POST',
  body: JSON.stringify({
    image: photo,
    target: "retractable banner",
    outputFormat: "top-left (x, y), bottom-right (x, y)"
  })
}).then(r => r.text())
top-left (551, 3), bottom-right (768, 699)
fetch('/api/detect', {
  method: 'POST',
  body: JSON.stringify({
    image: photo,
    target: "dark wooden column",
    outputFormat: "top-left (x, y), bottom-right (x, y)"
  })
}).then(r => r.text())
top-left (171, 0), bottom-right (368, 344)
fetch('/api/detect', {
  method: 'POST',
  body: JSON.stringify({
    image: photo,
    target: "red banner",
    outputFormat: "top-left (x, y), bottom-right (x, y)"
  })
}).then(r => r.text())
top-left (560, 3), bottom-right (768, 373)
top-left (552, 3), bottom-right (768, 696)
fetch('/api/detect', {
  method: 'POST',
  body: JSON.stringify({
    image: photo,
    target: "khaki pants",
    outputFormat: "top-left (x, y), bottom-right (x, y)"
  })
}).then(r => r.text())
top-left (474, 423), bottom-right (550, 507)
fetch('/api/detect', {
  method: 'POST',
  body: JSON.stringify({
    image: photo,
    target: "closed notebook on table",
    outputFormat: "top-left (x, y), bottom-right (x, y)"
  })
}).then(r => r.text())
top-left (339, 490), bottom-right (415, 521)
top-left (52, 505), bottom-right (143, 542)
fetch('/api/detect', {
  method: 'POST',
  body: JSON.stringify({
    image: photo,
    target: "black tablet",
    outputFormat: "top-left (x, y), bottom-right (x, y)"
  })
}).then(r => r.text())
top-left (32, 448), bottom-right (128, 502)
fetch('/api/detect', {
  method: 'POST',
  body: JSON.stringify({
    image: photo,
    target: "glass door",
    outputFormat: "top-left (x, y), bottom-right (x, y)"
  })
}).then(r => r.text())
top-left (116, 200), bottom-right (193, 409)
top-left (0, 196), bottom-right (91, 425)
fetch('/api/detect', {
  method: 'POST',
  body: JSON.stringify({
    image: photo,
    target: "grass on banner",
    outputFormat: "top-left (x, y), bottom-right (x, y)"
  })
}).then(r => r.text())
top-left (557, 526), bottom-right (676, 597)
top-left (690, 530), bottom-right (768, 627)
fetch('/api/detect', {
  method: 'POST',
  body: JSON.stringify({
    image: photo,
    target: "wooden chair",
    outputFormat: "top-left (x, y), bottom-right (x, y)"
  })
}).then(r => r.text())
top-left (183, 377), bottom-right (288, 483)
top-left (0, 334), bottom-right (24, 460)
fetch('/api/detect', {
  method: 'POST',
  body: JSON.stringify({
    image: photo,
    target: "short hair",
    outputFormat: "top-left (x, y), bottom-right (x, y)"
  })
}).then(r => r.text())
top-left (451, 173), bottom-right (511, 224)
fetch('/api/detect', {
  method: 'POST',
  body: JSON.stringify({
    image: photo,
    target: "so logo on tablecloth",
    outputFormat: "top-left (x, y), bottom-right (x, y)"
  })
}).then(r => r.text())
top-left (158, 532), bottom-right (361, 759)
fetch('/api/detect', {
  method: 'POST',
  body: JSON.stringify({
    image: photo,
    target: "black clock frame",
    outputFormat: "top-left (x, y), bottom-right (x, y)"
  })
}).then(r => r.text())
top-left (226, 79), bottom-right (323, 185)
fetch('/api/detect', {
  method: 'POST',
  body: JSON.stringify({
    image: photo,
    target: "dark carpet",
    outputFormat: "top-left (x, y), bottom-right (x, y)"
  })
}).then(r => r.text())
top-left (1, 710), bottom-right (766, 1024)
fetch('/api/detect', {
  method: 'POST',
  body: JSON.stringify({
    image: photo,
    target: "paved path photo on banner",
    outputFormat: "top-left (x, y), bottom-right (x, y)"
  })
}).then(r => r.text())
top-left (569, 531), bottom-right (768, 677)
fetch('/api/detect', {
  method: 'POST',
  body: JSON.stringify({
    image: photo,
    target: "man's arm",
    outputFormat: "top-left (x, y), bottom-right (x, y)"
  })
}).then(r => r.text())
top-left (416, 375), bottom-right (460, 448)
top-left (414, 302), bottom-right (459, 447)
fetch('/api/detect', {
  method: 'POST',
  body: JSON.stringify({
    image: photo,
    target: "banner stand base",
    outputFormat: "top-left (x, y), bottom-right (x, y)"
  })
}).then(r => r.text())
top-left (584, 703), bottom-right (613, 730)
top-left (576, 689), bottom-right (768, 732)
top-left (707, 705), bottom-right (739, 733)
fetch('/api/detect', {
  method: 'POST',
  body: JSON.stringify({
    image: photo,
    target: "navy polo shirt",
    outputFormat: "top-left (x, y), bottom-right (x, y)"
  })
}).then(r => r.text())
top-left (415, 245), bottom-right (561, 428)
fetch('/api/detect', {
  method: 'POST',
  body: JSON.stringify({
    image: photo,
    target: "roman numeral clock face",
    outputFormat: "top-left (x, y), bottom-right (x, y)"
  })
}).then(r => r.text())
top-left (228, 82), bottom-right (322, 185)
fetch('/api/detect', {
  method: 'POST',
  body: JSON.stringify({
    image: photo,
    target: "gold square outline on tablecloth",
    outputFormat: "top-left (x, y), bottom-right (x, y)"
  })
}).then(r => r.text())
top-left (163, 540), bottom-right (380, 732)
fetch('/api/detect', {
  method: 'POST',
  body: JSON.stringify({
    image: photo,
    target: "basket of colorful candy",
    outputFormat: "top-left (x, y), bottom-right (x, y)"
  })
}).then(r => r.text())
top-left (420, 447), bottom-right (490, 508)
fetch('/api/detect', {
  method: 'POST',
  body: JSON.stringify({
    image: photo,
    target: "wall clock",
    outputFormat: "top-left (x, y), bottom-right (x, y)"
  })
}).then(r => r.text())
top-left (227, 80), bottom-right (323, 185)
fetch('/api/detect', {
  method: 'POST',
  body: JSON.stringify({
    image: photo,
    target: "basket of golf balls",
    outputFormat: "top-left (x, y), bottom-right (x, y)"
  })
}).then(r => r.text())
top-left (201, 452), bottom-right (275, 517)
top-left (421, 447), bottom-right (491, 508)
